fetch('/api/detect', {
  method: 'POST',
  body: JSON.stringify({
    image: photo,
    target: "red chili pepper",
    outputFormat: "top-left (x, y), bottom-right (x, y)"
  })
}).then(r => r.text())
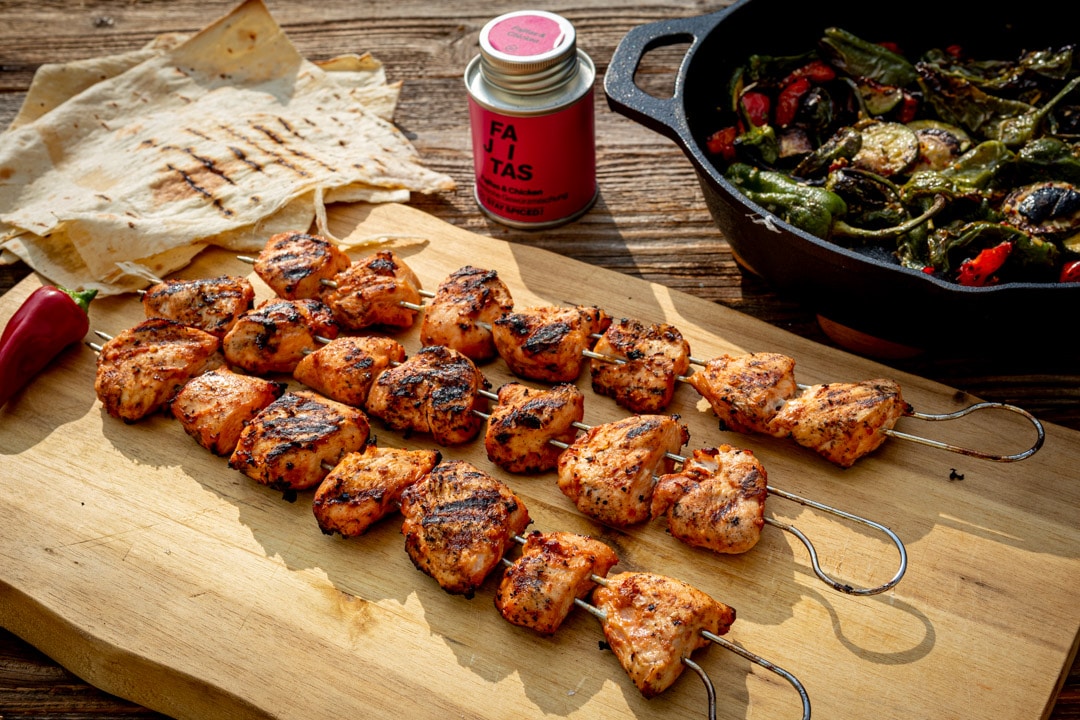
top-left (0, 285), bottom-right (97, 407)
top-left (739, 91), bottom-right (771, 127)
top-left (705, 126), bottom-right (739, 162)
top-left (1060, 259), bottom-right (1080, 283)
top-left (775, 76), bottom-right (811, 128)
top-left (956, 241), bottom-right (1013, 287)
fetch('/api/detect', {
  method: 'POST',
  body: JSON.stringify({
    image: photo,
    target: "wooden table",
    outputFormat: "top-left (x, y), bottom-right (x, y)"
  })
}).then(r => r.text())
top-left (1, 1), bottom-right (1077, 718)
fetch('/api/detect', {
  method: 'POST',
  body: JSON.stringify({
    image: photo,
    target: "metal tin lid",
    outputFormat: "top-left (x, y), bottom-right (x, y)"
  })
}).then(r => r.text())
top-left (478, 10), bottom-right (579, 94)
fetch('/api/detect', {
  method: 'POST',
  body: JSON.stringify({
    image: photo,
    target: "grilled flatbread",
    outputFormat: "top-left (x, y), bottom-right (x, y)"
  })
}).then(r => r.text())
top-left (0, 0), bottom-right (454, 294)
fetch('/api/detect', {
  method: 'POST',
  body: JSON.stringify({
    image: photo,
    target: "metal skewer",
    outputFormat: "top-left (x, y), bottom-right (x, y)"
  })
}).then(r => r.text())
top-left (474, 395), bottom-right (906, 596)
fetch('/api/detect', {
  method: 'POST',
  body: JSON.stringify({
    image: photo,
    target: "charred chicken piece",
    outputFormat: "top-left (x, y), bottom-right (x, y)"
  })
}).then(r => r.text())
top-left (767, 379), bottom-right (912, 468)
top-left (651, 445), bottom-right (768, 554)
top-left (686, 352), bottom-right (798, 434)
top-left (420, 265), bottom-right (514, 362)
top-left (399, 460), bottom-right (531, 597)
top-left (222, 298), bottom-right (339, 375)
top-left (320, 250), bottom-right (422, 331)
top-left (141, 275), bottom-right (254, 338)
top-left (365, 345), bottom-right (488, 446)
top-left (312, 443), bottom-right (441, 537)
top-left (556, 415), bottom-right (689, 528)
top-left (492, 304), bottom-right (611, 383)
top-left (293, 335), bottom-right (406, 408)
top-left (94, 318), bottom-right (224, 423)
top-left (591, 571), bottom-right (735, 699)
top-left (495, 530), bottom-right (618, 635)
top-left (590, 317), bottom-right (691, 413)
top-left (484, 382), bottom-right (585, 474)
top-left (252, 231), bottom-right (351, 300)
top-left (170, 366), bottom-right (286, 456)
top-left (229, 390), bottom-right (370, 492)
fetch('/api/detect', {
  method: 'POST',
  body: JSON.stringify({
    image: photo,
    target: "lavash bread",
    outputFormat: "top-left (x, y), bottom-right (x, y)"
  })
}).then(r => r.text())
top-left (0, 0), bottom-right (455, 295)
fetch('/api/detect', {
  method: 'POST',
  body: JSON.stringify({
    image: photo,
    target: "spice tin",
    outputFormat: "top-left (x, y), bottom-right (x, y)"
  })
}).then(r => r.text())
top-left (465, 10), bottom-right (597, 228)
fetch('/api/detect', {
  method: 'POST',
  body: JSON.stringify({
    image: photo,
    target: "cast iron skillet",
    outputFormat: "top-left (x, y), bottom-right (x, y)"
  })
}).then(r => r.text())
top-left (603, 0), bottom-right (1078, 355)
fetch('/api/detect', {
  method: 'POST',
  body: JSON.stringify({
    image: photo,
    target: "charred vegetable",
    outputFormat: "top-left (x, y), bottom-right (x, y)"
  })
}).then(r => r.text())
top-left (708, 27), bottom-right (1080, 285)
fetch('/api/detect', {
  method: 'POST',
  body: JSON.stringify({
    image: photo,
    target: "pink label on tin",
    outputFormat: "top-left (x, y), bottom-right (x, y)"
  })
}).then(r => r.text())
top-left (486, 15), bottom-right (566, 57)
top-left (469, 89), bottom-right (596, 225)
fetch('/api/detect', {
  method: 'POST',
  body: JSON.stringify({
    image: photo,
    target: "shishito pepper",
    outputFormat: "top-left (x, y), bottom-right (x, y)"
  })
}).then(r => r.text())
top-left (0, 285), bottom-right (97, 408)
top-left (724, 162), bottom-right (847, 237)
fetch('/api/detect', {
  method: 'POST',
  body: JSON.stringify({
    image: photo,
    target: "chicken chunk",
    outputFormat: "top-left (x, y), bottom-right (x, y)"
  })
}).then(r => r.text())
top-left (591, 572), bottom-right (735, 698)
top-left (590, 317), bottom-right (691, 413)
top-left (492, 304), bottom-right (611, 383)
top-left (686, 352), bottom-right (798, 434)
top-left (651, 445), bottom-right (768, 554)
top-left (94, 318), bottom-right (224, 423)
top-left (495, 531), bottom-right (618, 635)
top-left (399, 460), bottom-right (531, 597)
top-left (420, 265), bottom-right (514, 362)
top-left (141, 275), bottom-right (254, 338)
top-left (170, 367), bottom-right (286, 456)
top-left (556, 415), bottom-right (689, 528)
top-left (767, 379), bottom-right (911, 467)
top-left (312, 444), bottom-right (441, 537)
top-left (293, 335), bottom-right (405, 408)
top-left (365, 345), bottom-right (488, 446)
top-left (222, 298), bottom-right (339, 375)
top-left (320, 250), bottom-right (422, 331)
top-left (252, 231), bottom-right (351, 300)
top-left (484, 382), bottom-right (585, 474)
top-left (229, 390), bottom-right (370, 493)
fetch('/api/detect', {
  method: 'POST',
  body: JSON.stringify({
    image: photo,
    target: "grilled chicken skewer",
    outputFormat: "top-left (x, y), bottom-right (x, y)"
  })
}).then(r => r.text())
top-left (251, 231), bottom-right (352, 300)
top-left (399, 459), bottom-right (531, 598)
top-left (141, 275), bottom-right (255, 338)
top-left (223, 298), bottom-right (340, 375)
top-left (93, 320), bottom-right (224, 423)
top-left (472, 391), bottom-right (906, 595)
top-left (171, 367), bottom-right (286, 456)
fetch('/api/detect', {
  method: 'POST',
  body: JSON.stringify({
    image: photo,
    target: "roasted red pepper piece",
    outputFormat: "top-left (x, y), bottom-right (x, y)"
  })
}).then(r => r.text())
top-left (739, 91), bottom-right (771, 127)
top-left (0, 285), bottom-right (96, 407)
top-left (1060, 259), bottom-right (1080, 283)
top-left (956, 241), bottom-right (1013, 287)
top-left (775, 76), bottom-right (811, 128)
top-left (780, 60), bottom-right (836, 86)
top-left (705, 126), bottom-right (739, 162)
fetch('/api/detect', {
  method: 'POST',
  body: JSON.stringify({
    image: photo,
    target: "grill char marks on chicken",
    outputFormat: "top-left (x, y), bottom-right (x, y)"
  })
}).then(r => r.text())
top-left (420, 266), bottom-right (514, 362)
top-left (229, 390), bottom-right (370, 493)
top-left (320, 250), bottom-right (422, 331)
top-left (313, 444), bottom-right (441, 537)
top-left (484, 382), bottom-right (585, 474)
top-left (590, 317), bottom-right (691, 413)
top-left (365, 345), bottom-right (488, 445)
top-left (252, 231), bottom-right (351, 300)
top-left (556, 415), bottom-right (689, 528)
top-left (591, 571), bottom-right (735, 699)
top-left (170, 367), bottom-right (286, 456)
top-left (768, 379), bottom-right (912, 467)
top-left (495, 530), bottom-right (618, 635)
top-left (141, 275), bottom-right (255, 338)
top-left (293, 335), bottom-right (405, 408)
top-left (651, 445), bottom-right (768, 554)
top-left (222, 298), bottom-right (339, 375)
top-left (399, 460), bottom-right (531, 598)
top-left (686, 352), bottom-right (798, 434)
top-left (94, 318), bottom-right (224, 423)
top-left (492, 304), bottom-right (611, 383)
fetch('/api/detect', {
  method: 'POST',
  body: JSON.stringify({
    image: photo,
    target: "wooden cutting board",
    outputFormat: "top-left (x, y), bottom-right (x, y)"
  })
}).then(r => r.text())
top-left (1, 201), bottom-right (1077, 720)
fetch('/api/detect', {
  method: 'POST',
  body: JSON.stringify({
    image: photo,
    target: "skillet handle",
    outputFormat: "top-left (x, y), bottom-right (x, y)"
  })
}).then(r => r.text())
top-left (603, 10), bottom-right (729, 146)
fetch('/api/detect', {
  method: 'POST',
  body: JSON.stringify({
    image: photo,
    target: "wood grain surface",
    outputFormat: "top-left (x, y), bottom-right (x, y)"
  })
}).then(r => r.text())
top-left (1, 1), bottom-right (1078, 718)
